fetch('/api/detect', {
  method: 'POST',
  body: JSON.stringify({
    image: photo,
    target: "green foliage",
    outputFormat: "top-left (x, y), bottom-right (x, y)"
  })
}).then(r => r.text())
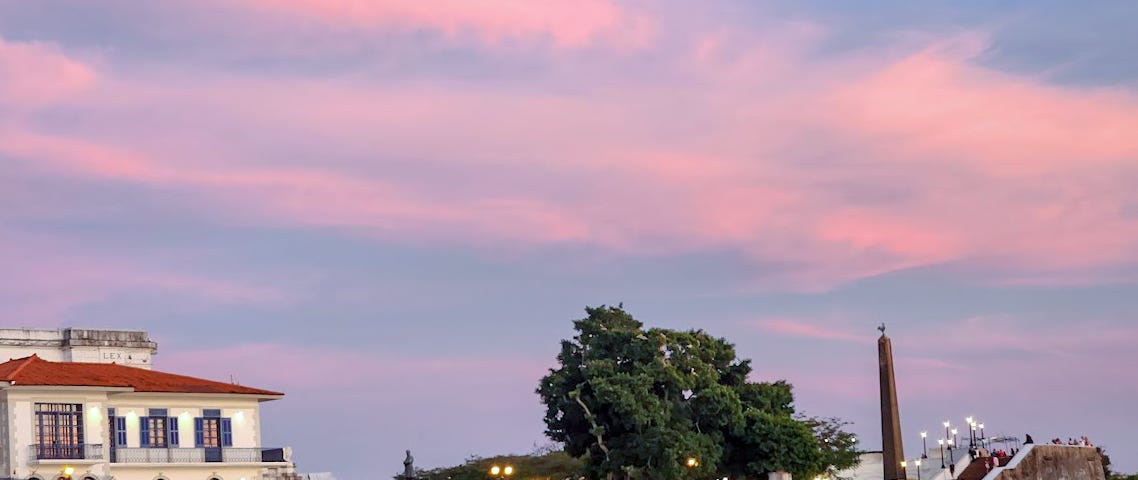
top-left (797, 416), bottom-right (861, 476)
top-left (537, 306), bottom-right (860, 480)
top-left (413, 451), bottom-right (586, 480)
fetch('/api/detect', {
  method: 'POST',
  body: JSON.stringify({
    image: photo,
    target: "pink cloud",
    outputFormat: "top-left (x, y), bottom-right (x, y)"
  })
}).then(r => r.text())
top-left (830, 41), bottom-right (1138, 177)
top-left (754, 318), bottom-right (874, 343)
top-left (158, 343), bottom-right (554, 410)
top-left (236, 0), bottom-right (652, 48)
top-left (0, 37), bottom-right (95, 106)
top-left (7, 29), bottom-right (1138, 290)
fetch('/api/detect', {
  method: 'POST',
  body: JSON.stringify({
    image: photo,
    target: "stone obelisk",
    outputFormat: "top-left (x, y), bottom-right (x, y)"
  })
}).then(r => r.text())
top-left (878, 324), bottom-right (906, 480)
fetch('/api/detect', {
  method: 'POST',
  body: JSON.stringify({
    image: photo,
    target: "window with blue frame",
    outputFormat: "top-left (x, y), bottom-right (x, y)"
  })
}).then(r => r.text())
top-left (141, 408), bottom-right (168, 448)
top-left (33, 403), bottom-right (84, 459)
top-left (195, 409), bottom-right (233, 448)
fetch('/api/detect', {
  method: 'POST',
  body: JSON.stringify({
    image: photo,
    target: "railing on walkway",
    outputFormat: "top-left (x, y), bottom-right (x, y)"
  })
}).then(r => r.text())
top-left (28, 444), bottom-right (104, 463)
top-left (112, 447), bottom-right (285, 463)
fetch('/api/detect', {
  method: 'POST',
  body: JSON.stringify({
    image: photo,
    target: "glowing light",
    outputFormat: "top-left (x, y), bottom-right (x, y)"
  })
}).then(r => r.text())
top-left (234, 411), bottom-right (246, 423)
top-left (685, 457), bottom-right (699, 468)
top-left (63, 466), bottom-right (74, 475)
top-left (503, 466), bottom-right (514, 476)
top-left (921, 431), bottom-right (927, 438)
top-left (490, 466), bottom-right (501, 476)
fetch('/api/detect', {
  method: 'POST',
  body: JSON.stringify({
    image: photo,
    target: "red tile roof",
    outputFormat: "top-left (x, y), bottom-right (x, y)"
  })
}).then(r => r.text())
top-left (0, 355), bottom-right (282, 396)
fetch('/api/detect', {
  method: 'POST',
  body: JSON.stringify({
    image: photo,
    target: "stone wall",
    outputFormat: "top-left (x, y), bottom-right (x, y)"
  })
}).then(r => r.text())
top-left (988, 445), bottom-right (1105, 480)
top-left (0, 328), bottom-right (157, 368)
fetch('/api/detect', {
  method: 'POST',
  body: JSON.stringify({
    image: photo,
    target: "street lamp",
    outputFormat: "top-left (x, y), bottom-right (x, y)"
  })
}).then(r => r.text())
top-left (489, 464), bottom-right (515, 480)
top-left (947, 439), bottom-right (956, 466)
top-left (915, 459), bottom-right (923, 480)
top-left (969, 422), bottom-right (977, 449)
top-left (686, 457), bottom-right (700, 468)
top-left (951, 428), bottom-right (958, 449)
top-left (921, 431), bottom-right (928, 458)
top-left (979, 423), bottom-right (986, 449)
top-left (938, 439), bottom-right (946, 468)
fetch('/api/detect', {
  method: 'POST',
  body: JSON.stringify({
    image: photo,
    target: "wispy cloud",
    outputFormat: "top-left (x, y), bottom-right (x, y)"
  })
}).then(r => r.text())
top-left (752, 318), bottom-right (874, 343)
top-left (233, 0), bottom-right (653, 48)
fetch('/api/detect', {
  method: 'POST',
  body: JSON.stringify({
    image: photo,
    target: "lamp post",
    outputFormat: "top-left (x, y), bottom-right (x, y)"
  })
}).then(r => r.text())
top-left (979, 423), bottom-right (986, 450)
top-left (915, 459), bottom-right (923, 480)
top-left (952, 428), bottom-right (958, 449)
top-left (938, 439), bottom-right (946, 468)
top-left (921, 431), bottom-right (928, 459)
top-left (943, 421), bottom-right (951, 449)
top-left (489, 464), bottom-right (515, 480)
top-left (966, 417), bottom-right (976, 449)
top-left (900, 460), bottom-right (907, 479)
top-left (946, 439), bottom-right (957, 480)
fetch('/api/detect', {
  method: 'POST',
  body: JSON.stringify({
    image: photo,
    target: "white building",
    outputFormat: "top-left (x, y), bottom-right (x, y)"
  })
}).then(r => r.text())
top-left (0, 329), bottom-right (156, 370)
top-left (0, 354), bottom-right (291, 480)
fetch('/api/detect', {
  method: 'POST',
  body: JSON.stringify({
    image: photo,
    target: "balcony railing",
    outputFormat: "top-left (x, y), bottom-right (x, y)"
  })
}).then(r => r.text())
top-left (112, 447), bottom-right (286, 464)
top-left (29, 444), bottom-right (104, 463)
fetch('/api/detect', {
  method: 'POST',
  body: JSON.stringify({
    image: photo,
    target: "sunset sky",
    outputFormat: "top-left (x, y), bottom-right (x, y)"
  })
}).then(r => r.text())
top-left (2, 1), bottom-right (1137, 477)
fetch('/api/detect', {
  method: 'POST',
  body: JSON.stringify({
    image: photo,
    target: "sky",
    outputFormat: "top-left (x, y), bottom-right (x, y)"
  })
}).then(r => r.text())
top-left (2, 0), bottom-right (1137, 477)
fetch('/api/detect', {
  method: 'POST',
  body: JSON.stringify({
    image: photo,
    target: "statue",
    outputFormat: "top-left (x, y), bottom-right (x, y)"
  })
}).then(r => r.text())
top-left (403, 450), bottom-right (416, 479)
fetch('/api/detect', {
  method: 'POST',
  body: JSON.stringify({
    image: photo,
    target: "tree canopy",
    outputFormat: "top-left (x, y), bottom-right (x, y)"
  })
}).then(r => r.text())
top-left (537, 306), bottom-right (859, 480)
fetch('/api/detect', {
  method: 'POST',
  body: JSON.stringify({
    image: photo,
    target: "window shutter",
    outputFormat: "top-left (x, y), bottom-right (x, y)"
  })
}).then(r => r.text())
top-left (168, 416), bottom-right (180, 447)
top-left (140, 417), bottom-right (150, 447)
top-left (220, 418), bottom-right (233, 447)
top-left (194, 418), bottom-right (204, 447)
top-left (115, 417), bottom-right (127, 445)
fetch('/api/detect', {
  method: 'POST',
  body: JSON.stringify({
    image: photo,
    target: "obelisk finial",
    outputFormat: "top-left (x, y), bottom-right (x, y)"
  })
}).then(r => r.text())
top-left (878, 323), bottom-right (886, 335)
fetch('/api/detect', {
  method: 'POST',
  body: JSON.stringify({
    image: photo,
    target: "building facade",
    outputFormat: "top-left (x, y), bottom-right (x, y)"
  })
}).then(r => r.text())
top-left (0, 355), bottom-right (289, 480)
top-left (0, 330), bottom-right (156, 370)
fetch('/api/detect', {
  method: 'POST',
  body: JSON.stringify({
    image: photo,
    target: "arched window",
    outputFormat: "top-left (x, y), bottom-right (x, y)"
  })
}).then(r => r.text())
top-left (82, 476), bottom-right (99, 480)
top-left (27, 476), bottom-right (44, 480)
top-left (207, 476), bottom-right (224, 480)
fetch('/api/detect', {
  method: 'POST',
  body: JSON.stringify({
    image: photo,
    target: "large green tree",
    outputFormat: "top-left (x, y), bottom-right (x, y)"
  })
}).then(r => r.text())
top-left (537, 306), bottom-right (859, 480)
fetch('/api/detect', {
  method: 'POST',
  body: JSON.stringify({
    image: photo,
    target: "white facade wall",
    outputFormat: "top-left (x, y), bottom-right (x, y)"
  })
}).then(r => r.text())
top-left (0, 388), bottom-right (281, 480)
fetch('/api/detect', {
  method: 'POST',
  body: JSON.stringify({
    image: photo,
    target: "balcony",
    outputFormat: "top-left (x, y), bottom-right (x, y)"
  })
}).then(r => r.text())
top-left (28, 444), bottom-right (104, 463)
top-left (112, 447), bottom-right (288, 464)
